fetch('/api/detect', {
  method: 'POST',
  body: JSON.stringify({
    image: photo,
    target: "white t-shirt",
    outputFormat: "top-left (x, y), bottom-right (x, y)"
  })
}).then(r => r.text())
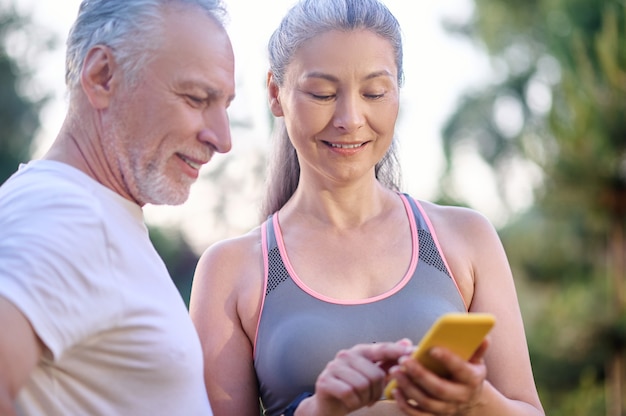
top-left (0, 160), bottom-right (213, 415)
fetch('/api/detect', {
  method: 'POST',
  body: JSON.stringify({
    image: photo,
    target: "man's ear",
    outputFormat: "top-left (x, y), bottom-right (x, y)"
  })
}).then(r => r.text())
top-left (267, 71), bottom-right (284, 117)
top-left (80, 45), bottom-right (117, 109)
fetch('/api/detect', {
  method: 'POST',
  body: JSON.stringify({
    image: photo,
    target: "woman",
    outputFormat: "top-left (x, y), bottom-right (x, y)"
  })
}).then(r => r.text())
top-left (189, 0), bottom-right (545, 415)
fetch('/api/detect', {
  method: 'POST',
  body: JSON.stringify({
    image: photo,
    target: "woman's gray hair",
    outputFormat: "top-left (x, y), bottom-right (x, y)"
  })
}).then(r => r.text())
top-left (261, 0), bottom-right (404, 219)
top-left (65, 0), bottom-right (228, 92)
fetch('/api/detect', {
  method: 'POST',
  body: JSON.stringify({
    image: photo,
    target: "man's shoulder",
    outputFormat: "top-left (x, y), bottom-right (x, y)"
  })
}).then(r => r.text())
top-left (0, 161), bottom-right (114, 246)
top-left (4, 166), bottom-right (86, 212)
top-left (1, 160), bottom-right (123, 219)
top-left (2, 160), bottom-right (91, 198)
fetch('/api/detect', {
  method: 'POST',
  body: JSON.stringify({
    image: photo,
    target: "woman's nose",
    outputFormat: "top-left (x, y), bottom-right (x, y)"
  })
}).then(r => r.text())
top-left (333, 94), bottom-right (365, 132)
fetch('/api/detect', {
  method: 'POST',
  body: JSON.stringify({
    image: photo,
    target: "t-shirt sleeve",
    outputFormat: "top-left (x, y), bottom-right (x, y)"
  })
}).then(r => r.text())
top-left (0, 177), bottom-right (121, 360)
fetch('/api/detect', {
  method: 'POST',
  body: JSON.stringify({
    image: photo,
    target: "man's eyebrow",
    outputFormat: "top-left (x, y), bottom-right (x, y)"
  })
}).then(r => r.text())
top-left (178, 80), bottom-right (233, 98)
top-left (203, 86), bottom-right (236, 105)
top-left (184, 82), bottom-right (235, 105)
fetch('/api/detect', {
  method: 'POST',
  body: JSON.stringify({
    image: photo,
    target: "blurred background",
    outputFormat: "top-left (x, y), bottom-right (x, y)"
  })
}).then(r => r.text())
top-left (1, 0), bottom-right (624, 414)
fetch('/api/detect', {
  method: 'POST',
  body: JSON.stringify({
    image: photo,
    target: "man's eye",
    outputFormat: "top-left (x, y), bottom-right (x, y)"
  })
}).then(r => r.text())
top-left (365, 93), bottom-right (385, 99)
top-left (187, 95), bottom-right (205, 105)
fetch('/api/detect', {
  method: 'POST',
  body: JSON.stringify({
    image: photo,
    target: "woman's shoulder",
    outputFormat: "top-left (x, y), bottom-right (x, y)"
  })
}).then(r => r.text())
top-left (191, 225), bottom-right (265, 314)
top-left (198, 225), bottom-right (263, 270)
top-left (413, 199), bottom-right (502, 258)
top-left (416, 199), bottom-right (495, 235)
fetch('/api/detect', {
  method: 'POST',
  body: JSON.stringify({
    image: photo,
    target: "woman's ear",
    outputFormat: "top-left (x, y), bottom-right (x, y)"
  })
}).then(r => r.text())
top-left (267, 71), bottom-right (284, 117)
top-left (80, 45), bottom-right (117, 109)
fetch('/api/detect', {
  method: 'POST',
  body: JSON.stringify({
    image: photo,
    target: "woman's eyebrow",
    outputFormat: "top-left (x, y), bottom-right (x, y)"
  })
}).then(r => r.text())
top-left (303, 69), bottom-right (394, 82)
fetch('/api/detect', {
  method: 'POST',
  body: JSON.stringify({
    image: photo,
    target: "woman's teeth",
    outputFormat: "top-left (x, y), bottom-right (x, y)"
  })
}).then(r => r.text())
top-left (329, 143), bottom-right (362, 149)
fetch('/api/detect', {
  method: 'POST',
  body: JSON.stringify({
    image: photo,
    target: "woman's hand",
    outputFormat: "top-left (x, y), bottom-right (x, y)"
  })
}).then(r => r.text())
top-left (387, 340), bottom-right (489, 416)
top-left (296, 340), bottom-right (413, 416)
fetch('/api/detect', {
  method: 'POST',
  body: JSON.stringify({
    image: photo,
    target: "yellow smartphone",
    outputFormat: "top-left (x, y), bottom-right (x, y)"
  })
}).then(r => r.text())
top-left (384, 312), bottom-right (495, 399)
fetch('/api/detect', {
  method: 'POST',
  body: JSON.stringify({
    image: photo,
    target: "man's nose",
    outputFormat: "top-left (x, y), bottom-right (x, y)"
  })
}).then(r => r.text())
top-left (199, 108), bottom-right (232, 154)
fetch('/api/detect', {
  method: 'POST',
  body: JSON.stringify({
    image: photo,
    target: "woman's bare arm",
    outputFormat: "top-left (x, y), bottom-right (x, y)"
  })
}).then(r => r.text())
top-left (189, 230), bottom-right (264, 416)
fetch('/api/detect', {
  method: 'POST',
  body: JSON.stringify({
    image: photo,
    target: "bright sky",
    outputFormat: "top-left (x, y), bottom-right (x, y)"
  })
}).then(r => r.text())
top-left (14, 0), bottom-right (520, 251)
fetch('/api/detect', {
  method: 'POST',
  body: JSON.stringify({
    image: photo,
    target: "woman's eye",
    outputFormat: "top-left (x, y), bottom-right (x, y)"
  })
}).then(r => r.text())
top-left (311, 93), bottom-right (334, 101)
top-left (365, 93), bottom-right (385, 99)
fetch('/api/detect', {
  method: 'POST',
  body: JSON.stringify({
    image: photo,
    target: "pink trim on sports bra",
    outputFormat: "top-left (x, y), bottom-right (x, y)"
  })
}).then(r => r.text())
top-left (271, 193), bottom-right (419, 306)
top-left (412, 198), bottom-right (468, 311)
top-left (253, 221), bottom-right (270, 359)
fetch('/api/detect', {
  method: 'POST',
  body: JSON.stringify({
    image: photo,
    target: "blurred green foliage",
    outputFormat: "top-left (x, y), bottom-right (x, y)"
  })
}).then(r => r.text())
top-left (441, 0), bottom-right (626, 414)
top-left (0, 2), bottom-right (51, 184)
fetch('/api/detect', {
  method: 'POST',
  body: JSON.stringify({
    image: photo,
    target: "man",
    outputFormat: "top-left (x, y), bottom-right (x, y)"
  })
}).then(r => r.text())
top-left (0, 1), bottom-right (235, 415)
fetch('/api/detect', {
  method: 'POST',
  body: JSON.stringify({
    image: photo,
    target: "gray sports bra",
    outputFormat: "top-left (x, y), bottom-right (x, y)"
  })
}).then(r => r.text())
top-left (254, 194), bottom-right (466, 416)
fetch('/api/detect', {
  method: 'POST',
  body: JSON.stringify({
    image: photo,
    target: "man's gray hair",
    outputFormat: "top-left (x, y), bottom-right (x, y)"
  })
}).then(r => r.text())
top-left (65, 0), bottom-right (228, 91)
